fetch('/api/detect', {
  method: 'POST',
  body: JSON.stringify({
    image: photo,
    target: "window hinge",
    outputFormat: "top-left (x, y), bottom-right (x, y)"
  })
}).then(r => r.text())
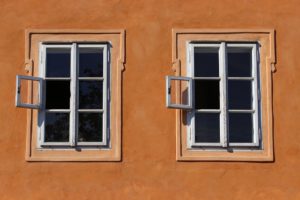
top-left (258, 90), bottom-right (261, 101)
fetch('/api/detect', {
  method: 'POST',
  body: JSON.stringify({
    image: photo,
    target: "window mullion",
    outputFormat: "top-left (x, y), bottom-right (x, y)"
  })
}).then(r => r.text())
top-left (69, 43), bottom-right (77, 146)
top-left (220, 42), bottom-right (228, 147)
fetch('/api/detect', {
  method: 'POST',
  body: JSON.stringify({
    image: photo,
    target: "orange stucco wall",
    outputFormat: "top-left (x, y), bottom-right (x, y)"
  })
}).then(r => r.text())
top-left (0, 0), bottom-right (300, 199)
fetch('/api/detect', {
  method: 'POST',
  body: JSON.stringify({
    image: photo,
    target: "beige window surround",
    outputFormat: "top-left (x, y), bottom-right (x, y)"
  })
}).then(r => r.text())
top-left (172, 29), bottom-right (276, 161)
top-left (24, 29), bottom-right (125, 161)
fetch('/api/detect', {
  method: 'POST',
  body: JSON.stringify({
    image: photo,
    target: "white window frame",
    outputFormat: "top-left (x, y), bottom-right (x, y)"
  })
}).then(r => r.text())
top-left (187, 42), bottom-right (260, 149)
top-left (166, 76), bottom-right (193, 109)
top-left (15, 75), bottom-right (43, 109)
top-left (37, 43), bottom-right (109, 148)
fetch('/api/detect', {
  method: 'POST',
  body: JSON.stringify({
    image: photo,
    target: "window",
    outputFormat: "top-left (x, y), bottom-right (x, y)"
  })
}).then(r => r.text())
top-left (187, 42), bottom-right (260, 148)
top-left (170, 29), bottom-right (276, 161)
top-left (17, 29), bottom-right (125, 161)
top-left (38, 44), bottom-right (108, 147)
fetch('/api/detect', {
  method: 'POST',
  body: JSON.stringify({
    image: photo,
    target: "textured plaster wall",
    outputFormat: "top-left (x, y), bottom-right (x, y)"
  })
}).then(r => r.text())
top-left (0, 0), bottom-right (299, 199)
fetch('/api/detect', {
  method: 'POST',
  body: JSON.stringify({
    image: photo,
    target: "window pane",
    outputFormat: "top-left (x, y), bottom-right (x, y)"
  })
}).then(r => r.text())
top-left (79, 48), bottom-right (103, 77)
top-left (79, 81), bottom-right (103, 109)
top-left (195, 113), bottom-right (220, 143)
top-left (45, 113), bottom-right (69, 142)
top-left (195, 80), bottom-right (219, 109)
top-left (229, 113), bottom-right (253, 143)
top-left (227, 50), bottom-right (252, 77)
top-left (46, 81), bottom-right (70, 109)
top-left (46, 48), bottom-right (71, 77)
top-left (194, 48), bottom-right (219, 77)
top-left (78, 113), bottom-right (103, 142)
top-left (228, 80), bottom-right (252, 109)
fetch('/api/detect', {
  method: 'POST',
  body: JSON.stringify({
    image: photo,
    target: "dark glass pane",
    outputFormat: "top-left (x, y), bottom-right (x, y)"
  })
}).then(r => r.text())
top-left (45, 113), bottom-right (69, 142)
top-left (228, 80), bottom-right (252, 109)
top-left (228, 51), bottom-right (252, 77)
top-left (195, 80), bottom-right (219, 109)
top-left (46, 81), bottom-right (70, 109)
top-left (79, 48), bottom-right (103, 77)
top-left (195, 113), bottom-right (220, 143)
top-left (194, 48), bottom-right (219, 77)
top-left (79, 81), bottom-right (103, 109)
top-left (229, 113), bottom-right (253, 143)
top-left (46, 48), bottom-right (71, 77)
top-left (78, 113), bottom-right (103, 142)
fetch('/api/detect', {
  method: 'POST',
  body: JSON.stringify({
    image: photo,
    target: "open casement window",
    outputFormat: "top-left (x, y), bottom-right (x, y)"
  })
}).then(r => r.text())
top-left (172, 29), bottom-right (275, 161)
top-left (15, 75), bottom-right (43, 109)
top-left (21, 29), bottom-right (124, 161)
top-left (166, 76), bottom-right (193, 109)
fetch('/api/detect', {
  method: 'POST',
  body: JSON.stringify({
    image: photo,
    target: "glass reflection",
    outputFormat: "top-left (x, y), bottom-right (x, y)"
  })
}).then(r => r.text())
top-left (79, 81), bottom-right (103, 109)
top-left (229, 113), bottom-right (253, 143)
top-left (46, 48), bottom-right (71, 77)
top-left (194, 49), bottom-right (219, 77)
top-left (195, 113), bottom-right (220, 143)
top-left (228, 51), bottom-right (252, 77)
top-left (45, 113), bottom-right (69, 142)
top-left (228, 80), bottom-right (252, 109)
top-left (78, 113), bottom-right (103, 142)
top-left (79, 48), bottom-right (103, 77)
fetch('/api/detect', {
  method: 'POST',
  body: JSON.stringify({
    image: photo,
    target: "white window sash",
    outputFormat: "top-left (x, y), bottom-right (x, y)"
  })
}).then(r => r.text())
top-left (227, 43), bottom-right (260, 147)
top-left (76, 44), bottom-right (108, 147)
top-left (187, 43), bottom-right (224, 148)
top-left (15, 75), bottom-right (43, 109)
top-left (38, 44), bottom-right (73, 147)
top-left (166, 75), bottom-right (193, 109)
